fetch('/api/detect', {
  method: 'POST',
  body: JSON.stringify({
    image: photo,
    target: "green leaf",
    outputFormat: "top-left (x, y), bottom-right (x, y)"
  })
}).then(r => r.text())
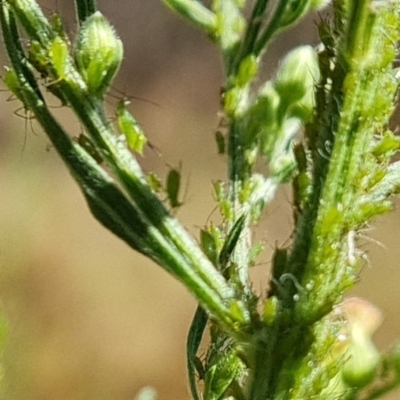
top-left (187, 306), bottom-right (209, 400)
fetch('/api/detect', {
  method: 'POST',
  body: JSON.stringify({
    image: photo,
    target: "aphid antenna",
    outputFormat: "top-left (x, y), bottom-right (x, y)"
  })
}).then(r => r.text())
top-left (108, 85), bottom-right (161, 108)
top-left (204, 204), bottom-right (220, 224)
top-left (355, 225), bottom-right (386, 250)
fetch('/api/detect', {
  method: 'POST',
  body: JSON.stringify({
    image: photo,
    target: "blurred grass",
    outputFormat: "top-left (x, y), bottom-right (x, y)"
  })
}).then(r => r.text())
top-left (0, 1), bottom-right (398, 399)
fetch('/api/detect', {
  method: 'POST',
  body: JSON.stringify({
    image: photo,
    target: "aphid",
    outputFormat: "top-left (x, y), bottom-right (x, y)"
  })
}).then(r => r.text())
top-left (166, 166), bottom-right (183, 209)
top-left (215, 130), bottom-right (226, 154)
top-left (27, 38), bottom-right (70, 105)
top-left (3, 67), bottom-right (24, 104)
top-left (147, 171), bottom-right (163, 193)
top-left (200, 228), bottom-right (219, 267)
top-left (50, 36), bottom-right (69, 80)
top-left (1, 67), bottom-right (37, 148)
top-left (116, 99), bottom-right (147, 154)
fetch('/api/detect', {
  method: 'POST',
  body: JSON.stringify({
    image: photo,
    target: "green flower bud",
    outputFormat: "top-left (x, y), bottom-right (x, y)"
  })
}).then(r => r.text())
top-left (269, 119), bottom-right (300, 183)
top-left (274, 46), bottom-right (320, 109)
top-left (235, 55), bottom-right (259, 87)
top-left (203, 349), bottom-right (244, 400)
top-left (340, 298), bottom-right (383, 388)
top-left (75, 11), bottom-right (123, 97)
top-left (244, 82), bottom-right (280, 144)
top-left (342, 329), bottom-right (380, 387)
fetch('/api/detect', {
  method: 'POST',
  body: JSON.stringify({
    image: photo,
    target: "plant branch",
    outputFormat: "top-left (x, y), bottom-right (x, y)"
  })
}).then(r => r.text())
top-left (0, 0), bottom-right (245, 332)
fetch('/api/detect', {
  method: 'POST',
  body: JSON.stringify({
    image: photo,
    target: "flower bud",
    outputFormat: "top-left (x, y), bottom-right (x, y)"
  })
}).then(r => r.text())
top-left (340, 298), bottom-right (383, 388)
top-left (342, 329), bottom-right (380, 387)
top-left (274, 46), bottom-right (320, 109)
top-left (235, 55), bottom-right (259, 87)
top-left (75, 11), bottom-right (123, 97)
top-left (269, 119), bottom-right (300, 183)
top-left (244, 82), bottom-right (280, 144)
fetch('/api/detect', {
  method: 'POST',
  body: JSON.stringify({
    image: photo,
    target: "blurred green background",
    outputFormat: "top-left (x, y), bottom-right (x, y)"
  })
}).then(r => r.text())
top-left (0, 1), bottom-right (399, 399)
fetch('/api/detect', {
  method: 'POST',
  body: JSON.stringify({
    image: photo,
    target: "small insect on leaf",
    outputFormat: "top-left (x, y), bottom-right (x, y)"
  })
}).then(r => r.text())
top-left (147, 171), bottom-right (163, 193)
top-left (215, 130), bottom-right (226, 154)
top-left (76, 134), bottom-right (103, 164)
top-left (200, 228), bottom-right (219, 267)
top-left (116, 100), bottom-right (147, 154)
top-left (28, 41), bottom-right (50, 79)
top-left (3, 67), bottom-right (24, 103)
top-left (50, 36), bottom-right (69, 80)
top-left (166, 166), bottom-right (183, 209)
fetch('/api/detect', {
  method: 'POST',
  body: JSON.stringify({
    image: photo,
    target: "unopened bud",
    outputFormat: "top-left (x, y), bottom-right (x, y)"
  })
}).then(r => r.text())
top-left (75, 11), bottom-right (123, 97)
top-left (340, 298), bottom-right (383, 388)
top-left (235, 55), bottom-right (259, 87)
top-left (274, 46), bottom-right (320, 108)
top-left (342, 328), bottom-right (380, 387)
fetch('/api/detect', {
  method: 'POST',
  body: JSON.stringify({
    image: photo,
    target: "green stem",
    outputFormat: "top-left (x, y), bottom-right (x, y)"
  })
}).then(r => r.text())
top-left (162, 0), bottom-right (216, 34)
top-left (254, 0), bottom-right (290, 55)
top-left (343, 0), bottom-right (369, 64)
top-left (0, 0), bottom-right (240, 331)
top-left (226, 115), bottom-right (251, 290)
top-left (232, 0), bottom-right (270, 72)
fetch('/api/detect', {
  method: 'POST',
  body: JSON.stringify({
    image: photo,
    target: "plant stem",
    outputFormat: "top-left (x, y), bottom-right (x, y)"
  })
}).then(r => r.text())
top-left (254, 0), bottom-right (290, 55)
top-left (233, 0), bottom-right (270, 72)
top-left (0, 0), bottom-right (243, 332)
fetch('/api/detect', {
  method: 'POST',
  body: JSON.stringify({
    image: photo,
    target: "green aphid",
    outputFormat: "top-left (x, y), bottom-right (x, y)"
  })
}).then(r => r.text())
top-left (28, 41), bottom-right (50, 79)
top-left (27, 38), bottom-right (69, 105)
top-left (200, 228), bottom-right (219, 267)
top-left (116, 99), bottom-right (147, 154)
top-left (3, 67), bottom-right (24, 104)
top-left (147, 171), bottom-right (163, 193)
top-left (166, 167), bottom-right (183, 209)
top-left (50, 36), bottom-right (69, 80)
top-left (76, 134), bottom-right (103, 164)
top-left (215, 130), bottom-right (226, 154)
